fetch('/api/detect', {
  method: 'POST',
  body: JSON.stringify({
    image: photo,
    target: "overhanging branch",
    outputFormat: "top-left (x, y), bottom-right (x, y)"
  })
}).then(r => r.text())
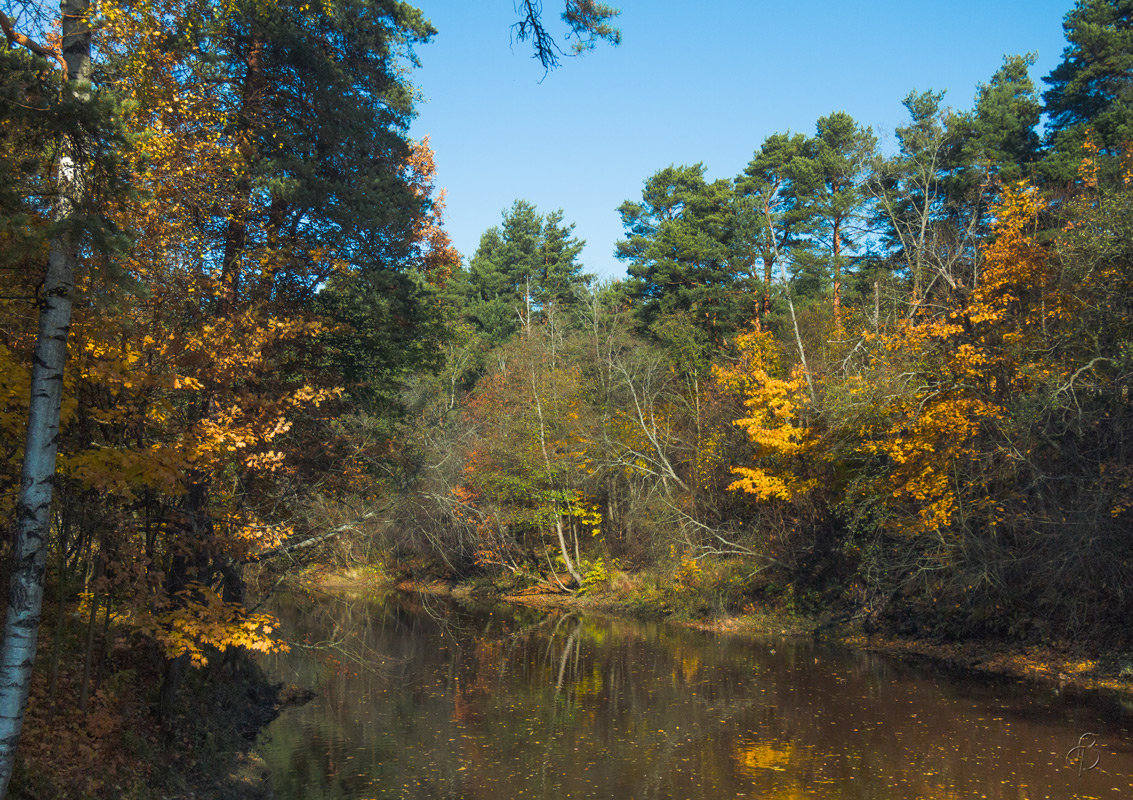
top-left (0, 10), bottom-right (66, 71)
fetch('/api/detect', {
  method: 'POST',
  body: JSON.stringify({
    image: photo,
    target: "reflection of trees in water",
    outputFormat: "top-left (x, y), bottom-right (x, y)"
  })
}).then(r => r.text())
top-left (259, 595), bottom-right (1133, 800)
top-left (270, 591), bottom-right (408, 684)
top-left (473, 611), bottom-right (772, 799)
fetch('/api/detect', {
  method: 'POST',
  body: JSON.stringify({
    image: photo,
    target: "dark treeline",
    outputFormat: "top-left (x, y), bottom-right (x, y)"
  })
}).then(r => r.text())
top-left (378, 0), bottom-right (1133, 648)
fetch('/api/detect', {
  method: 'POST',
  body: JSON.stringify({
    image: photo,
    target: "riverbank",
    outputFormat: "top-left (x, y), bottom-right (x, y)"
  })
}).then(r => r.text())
top-left (299, 565), bottom-right (1133, 704)
top-left (9, 606), bottom-right (308, 800)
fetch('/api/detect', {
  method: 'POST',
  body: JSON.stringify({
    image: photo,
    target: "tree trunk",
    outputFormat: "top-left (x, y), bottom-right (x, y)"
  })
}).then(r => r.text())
top-left (761, 200), bottom-right (775, 324)
top-left (0, 3), bottom-right (91, 793)
top-left (832, 218), bottom-right (842, 328)
top-left (78, 560), bottom-right (101, 714)
top-left (554, 517), bottom-right (583, 586)
top-left (218, 36), bottom-right (262, 315)
top-left (761, 202), bottom-right (815, 402)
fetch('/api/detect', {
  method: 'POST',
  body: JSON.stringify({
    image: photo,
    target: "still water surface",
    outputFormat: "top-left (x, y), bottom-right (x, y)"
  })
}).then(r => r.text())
top-left (258, 591), bottom-right (1133, 799)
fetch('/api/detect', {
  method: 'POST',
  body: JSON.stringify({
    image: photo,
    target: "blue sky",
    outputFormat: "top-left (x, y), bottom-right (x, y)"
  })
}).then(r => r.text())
top-left (408, 1), bottom-right (1074, 280)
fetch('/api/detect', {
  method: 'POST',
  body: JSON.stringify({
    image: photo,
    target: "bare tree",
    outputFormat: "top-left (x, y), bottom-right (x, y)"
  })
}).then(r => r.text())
top-left (872, 92), bottom-right (988, 315)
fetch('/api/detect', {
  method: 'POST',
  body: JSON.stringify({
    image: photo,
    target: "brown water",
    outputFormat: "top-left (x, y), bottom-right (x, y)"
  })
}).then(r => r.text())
top-left (258, 591), bottom-right (1133, 799)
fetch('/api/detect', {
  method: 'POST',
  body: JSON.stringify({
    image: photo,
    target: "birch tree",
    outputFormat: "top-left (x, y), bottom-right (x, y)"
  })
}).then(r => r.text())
top-left (0, 1), bottom-right (90, 794)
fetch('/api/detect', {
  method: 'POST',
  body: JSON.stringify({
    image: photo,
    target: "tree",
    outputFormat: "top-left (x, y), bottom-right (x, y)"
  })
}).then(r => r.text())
top-left (617, 164), bottom-right (746, 345)
top-left (538, 208), bottom-right (589, 309)
top-left (1042, 0), bottom-right (1133, 181)
top-left (0, 2), bottom-right (92, 794)
top-left (465, 200), bottom-right (588, 342)
top-left (459, 329), bottom-right (594, 582)
top-left (715, 330), bottom-right (817, 503)
top-left (959, 54), bottom-right (1042, 187)
top-left (792, 112), bottom-right (876, 325)
top-left (734, 132), bottom-right (808, 325)
top-left (108, 0), bottom-right (438, 713)
top-left (872, 91), bottom-right (973, 308)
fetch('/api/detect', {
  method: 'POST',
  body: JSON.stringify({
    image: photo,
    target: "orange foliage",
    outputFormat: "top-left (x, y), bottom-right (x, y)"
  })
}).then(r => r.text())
top-left (855, 185), bottom-right (1048, 537)
top-left (715, 330), bottom-right (818, 502)
top-left (405, 137), bottom-right (462, 287)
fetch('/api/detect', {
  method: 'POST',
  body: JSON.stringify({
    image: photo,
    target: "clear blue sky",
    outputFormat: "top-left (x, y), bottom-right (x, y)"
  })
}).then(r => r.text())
top-left (408, 1), bottom-right (1074, 281)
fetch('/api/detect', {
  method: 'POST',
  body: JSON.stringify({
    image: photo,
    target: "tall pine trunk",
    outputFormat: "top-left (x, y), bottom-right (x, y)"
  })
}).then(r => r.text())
top-left (0, 2), bottom-right (90, 795)
top-left (832, 217), bottom-right (842, 328)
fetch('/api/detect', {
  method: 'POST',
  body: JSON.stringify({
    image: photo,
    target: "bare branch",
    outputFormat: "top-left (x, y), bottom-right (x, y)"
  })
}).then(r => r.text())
top-left (247, 511), bottom-right (380, 563)
top-left (0, 9), bottom-right (65, 71)
top-left (512, 0), bottom-right (562, 71)
top-left (512, 0), bottom-right (620, 73)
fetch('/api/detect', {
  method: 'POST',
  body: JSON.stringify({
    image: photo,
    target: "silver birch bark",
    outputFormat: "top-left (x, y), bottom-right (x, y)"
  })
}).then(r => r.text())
top-left (0, 2), bottom-right (90, 795)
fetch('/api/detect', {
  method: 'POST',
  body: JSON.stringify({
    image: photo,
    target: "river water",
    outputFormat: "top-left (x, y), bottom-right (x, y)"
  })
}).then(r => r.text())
top-left (257, 591), bottom-right (1133, 799)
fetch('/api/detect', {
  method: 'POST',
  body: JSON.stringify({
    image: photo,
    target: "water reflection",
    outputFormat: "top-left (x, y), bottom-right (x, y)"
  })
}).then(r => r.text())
top-left (259, 592), bottom-right (1133, 800)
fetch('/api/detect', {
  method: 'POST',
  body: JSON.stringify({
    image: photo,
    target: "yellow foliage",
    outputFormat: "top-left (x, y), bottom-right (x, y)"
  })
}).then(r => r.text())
top-left (855, 184), bottom-right (1047, 537)
top-left (715, 330), bottom-right (818, 502)
top-left (60, 444), bottom-right (183, 500)
top-left (132, 584), bottom-right (289, 668)
top-left (564, 492), bottom-right (603, 537)
top-left (673, 549), bottom-right (703, 591)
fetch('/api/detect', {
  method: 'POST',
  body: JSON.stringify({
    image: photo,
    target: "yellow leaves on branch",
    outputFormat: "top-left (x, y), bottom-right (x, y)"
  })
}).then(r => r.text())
top-left (189, 383), bottom-right (342, 470)
top-left (562, 492), bottom-right (603, 538)
top-left (63, 306), bottom-right (343, 493)
top-left (860, 184), bottom-right (1047, 537)
top-left (715, 184), bottom-right (1053, 528)
top-left (133, 584), bottom-right (289, 668)
top-left (974, 183), bottom-right (1047, 328)
top-left (60, 445), bottom-right (182, 500)
top-left (1078, 131), bottom-right (1101, 189)
top-left (715, 330), bottom-right (818, 502)
top-left (222, 513), bottom-right (292, 558)
top-left (872, 394), bottom-right (1005, 535)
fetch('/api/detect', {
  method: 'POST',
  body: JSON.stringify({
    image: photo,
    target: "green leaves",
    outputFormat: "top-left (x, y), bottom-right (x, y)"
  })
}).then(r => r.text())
top-left (1043, 0), bottom-right (1133, 179)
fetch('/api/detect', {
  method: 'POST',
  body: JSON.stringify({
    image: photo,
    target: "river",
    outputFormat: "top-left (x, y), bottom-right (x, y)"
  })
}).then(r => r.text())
top-left (257, 590), bottom-right (1133, 799)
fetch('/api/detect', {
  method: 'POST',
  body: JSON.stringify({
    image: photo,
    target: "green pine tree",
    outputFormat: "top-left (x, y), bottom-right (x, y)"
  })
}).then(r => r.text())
top-left (1043, 0), bottom-right (1133, 181)
top-left (466, 200), bottom-right (589, 343)
top-left (617, 163), bottom-right (746, 345)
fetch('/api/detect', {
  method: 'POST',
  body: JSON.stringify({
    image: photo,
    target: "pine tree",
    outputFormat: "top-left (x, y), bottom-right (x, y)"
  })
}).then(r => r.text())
top-left (1043, 0), bottom-right (1133, 181)
top-left (617, 164), bottom-right (745, 345)
top-left (792, 113), bottom-right (876, 324)
top-left (735, 132), bottom-right (809, 324)
top-left (466, 200), bottom-right (588, 343)
top-left (961, 54), bottom-right (1042, 186)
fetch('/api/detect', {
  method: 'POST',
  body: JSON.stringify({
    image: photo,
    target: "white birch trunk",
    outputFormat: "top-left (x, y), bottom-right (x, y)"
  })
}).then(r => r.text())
top-left (0, 2), bottom-right (90, 795)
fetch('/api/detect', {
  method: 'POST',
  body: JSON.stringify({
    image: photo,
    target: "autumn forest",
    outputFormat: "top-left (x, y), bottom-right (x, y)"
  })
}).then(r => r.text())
top-left (1, 0), bottom-right (1132, 796)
